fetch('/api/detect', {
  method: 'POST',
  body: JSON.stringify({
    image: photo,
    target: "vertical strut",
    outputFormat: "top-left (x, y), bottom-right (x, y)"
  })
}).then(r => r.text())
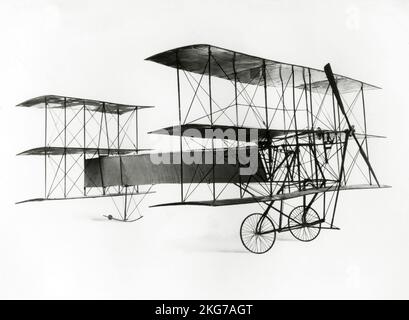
top-left (279, 201), bottom-right (283, 230)
top-left (124, 186), bottom-right (128, 221)
top-left (208, 46), bottom-right (215, 202)
top-left (361, 84), bottom-right (372, 185)
top-left (331, 92), bottom-right (337, 131)
top-left (262, 60), bottom-right (269, 130)
top-left (323, 192), bottom-right (326, 220)
top-left (303, 69), bottom-right (314, 178)
top-left (135, 107), bottom-right (139, 193)
top-left (64, 97), bottom-right (67, 198)
top-left (262, 59), bottom-right (272, 196)
top-left (83, 102), bottom-right (86, 196)
top-left (117, 107), bottom-right (120, 150)
top-left (303, 69), bottom-right (310, 129)
top-left (279, 65), bottom-right (286, 128)
top-left (103, 103), bottom-right (109, 152)
top-left (97, 102), bottom-right (105, 196)
top-left (44, 96), bottom-right (48, 198)
top-left (117, 107), bottom-right (121, 193)
top-left (331, 131), bottom-right (350, 227)
top-left (292, 67), bottom-right (301, 190)
top-left (83, 103), bottom-right (86, 148)
top-left (233, 52), bottom-right (242, 198)
top-left (135, 107), bottom-right (139, 152)
top-left (331, 92), bottom-right (341, 174)
top-left (308, 69), bottom-right (315, 129)
top-left (308, 69), bottom-right (319, 186)
top-left (176, 51), bottom-right (184, 202)
top-left (234, 53), bottom-right (238, 128)
top-left (335, 77), bottom-right (342, 132)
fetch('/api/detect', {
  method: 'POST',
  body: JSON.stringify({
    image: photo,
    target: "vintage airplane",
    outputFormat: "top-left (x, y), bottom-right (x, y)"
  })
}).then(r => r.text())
top-left (17, 44), bottom-right (389, 253)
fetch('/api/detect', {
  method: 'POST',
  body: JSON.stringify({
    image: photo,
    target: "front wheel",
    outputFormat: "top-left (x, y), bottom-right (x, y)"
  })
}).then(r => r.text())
top-left (240, 213), bottom-right (276, 254)
top-left (288, 206), bottom-right (321, 242)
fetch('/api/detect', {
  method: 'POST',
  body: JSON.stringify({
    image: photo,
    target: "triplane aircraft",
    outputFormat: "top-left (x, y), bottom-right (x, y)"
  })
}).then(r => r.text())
top-left (17, 44), bottom-right (389, 253)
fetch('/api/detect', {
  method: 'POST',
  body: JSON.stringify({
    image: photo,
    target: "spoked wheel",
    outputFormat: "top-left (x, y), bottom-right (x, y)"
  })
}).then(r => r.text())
top-left (240, 213), bottom-right (276, 254)
top-left (288, 206), bottom-right (321, 242)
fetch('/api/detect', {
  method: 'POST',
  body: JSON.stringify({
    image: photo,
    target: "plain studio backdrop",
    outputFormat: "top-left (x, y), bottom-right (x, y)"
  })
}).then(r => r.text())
top-left (0, 0), bottom-right (408, 299)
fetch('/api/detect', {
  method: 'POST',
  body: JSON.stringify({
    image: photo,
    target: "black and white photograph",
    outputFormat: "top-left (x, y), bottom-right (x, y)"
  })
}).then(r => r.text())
top-left (0, 0), bottom-right (407, 301)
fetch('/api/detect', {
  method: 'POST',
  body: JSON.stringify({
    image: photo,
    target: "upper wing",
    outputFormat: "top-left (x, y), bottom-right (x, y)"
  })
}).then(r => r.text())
top-left (146, 44), bottom-right (380, 95)
top-left (17, 94), bottom-right (154, 115)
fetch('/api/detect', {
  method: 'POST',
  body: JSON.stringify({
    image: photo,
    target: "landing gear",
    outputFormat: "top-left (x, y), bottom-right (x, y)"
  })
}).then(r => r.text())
top-left (240, 213), bottom-right (276, 254)
top-left (103, 185), bottom-right (153, 222)
top-left (103, 214), bottom-right (143, 222)
top-left (288, 206), bottom-right (321, 242)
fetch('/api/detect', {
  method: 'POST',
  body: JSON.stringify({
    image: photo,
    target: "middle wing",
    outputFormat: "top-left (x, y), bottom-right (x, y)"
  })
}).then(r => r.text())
top-left (149, 123), bottom-right (385, 142)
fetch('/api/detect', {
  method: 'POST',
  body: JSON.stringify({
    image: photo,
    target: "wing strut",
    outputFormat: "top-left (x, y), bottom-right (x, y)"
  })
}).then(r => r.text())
top-left (324, 63), bottom-right (380, 187)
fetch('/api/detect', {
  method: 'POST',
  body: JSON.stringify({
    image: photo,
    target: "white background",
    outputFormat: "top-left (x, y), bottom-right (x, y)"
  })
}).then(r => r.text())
top-left (0, 0), bottom-right (408, 299)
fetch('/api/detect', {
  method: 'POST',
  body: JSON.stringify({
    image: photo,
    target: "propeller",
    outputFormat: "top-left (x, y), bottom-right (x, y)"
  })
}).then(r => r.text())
top-left (324, 63), bottom-right (380, 187)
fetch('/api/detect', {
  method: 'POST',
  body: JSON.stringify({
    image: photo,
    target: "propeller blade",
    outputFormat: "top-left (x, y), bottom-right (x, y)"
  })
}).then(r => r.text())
top-left (324, 63), bottom-right (380, 187)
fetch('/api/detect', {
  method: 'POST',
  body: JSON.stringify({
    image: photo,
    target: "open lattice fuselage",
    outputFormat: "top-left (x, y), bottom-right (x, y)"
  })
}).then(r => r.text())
top-left (258, 130), bottom-right (346, 197)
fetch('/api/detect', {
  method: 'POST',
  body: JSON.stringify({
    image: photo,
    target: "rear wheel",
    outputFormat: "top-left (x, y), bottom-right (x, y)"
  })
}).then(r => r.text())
top-left (240, 213), bottom-right (276, 254)
top-left (288, 206), bottom-right (321, 242)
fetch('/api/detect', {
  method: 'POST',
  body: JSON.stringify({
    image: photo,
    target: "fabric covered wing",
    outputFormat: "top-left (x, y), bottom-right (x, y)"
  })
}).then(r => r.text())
top-left (84, 148), bottom-right (267, 188)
